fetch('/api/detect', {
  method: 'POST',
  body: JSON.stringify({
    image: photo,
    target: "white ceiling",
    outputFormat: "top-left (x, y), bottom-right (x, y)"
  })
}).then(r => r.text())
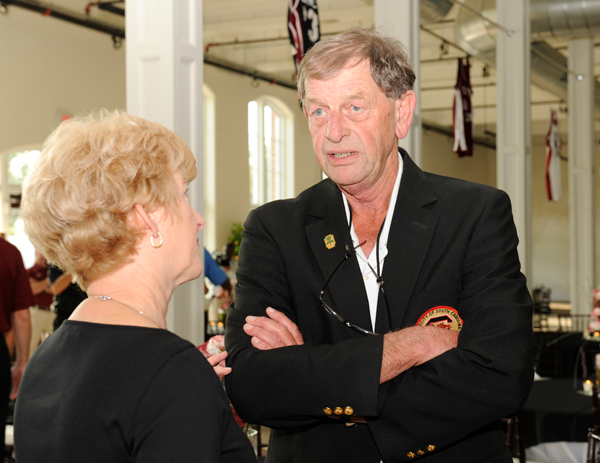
top-left (17, 0), bottom-right (600, 138)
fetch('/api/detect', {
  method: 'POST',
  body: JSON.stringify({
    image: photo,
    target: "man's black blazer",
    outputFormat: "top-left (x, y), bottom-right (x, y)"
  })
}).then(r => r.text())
top-left (225, 150), bottom-right (533, 463)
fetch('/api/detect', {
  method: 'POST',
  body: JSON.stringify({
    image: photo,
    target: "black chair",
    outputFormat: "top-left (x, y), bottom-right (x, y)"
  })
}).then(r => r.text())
top-left (586, 380), bottom-right (600, 463)
top-left (503, 413), bottom-right (526, 463)
top-left (533, 286), bottom-right (551, 331)
top-left (533, 331), bottom-right (561, 378)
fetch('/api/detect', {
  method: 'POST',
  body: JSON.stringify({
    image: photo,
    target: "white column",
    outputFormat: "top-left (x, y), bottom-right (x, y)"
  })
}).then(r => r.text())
top-left (496, 0), bottom-right (532, 281)
top-left (568, 38), bottom-right (595, 315)
top-left (374, 0), bottom-right (422, 166)
top-left (126, 0), bottom-right (205, 344)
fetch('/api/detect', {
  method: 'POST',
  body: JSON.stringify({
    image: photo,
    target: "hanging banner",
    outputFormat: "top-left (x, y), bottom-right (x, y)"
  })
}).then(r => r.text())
top-left (545, 109), bottom-right (562, 202)
top-left (288, 0), bottom-right (320, 72)
top-left (452, 58), bottom-right (473, 157)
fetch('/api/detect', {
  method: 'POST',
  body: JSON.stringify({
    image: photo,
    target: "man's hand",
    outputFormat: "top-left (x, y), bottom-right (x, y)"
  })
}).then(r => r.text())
top-left (243, 307), bottom-right (304, 350)
top-left (380, 326), bottom-right (459, 384)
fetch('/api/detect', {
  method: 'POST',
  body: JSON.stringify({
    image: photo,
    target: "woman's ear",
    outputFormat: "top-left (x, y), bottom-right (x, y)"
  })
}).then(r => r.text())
top-left (131, 204), bottom-right (160, 239)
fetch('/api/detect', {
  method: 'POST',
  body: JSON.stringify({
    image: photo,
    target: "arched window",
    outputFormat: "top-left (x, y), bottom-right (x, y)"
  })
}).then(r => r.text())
top-left (248, 96), bottom-right (294, 206)
top-left (0, 145), bottom-right (43, 267)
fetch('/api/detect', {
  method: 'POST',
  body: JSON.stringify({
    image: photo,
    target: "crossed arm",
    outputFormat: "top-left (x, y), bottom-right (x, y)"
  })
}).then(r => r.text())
top-left (244, 307), bottom-right (458, 384)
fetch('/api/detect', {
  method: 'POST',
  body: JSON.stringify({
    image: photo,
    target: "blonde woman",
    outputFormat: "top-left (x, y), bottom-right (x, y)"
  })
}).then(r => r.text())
top-left (14, 110), bottom-right (256, 463)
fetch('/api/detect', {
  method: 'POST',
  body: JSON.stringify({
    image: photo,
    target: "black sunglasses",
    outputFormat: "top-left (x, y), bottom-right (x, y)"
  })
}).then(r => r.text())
top-left (318, 240), bottom-right (391, 336)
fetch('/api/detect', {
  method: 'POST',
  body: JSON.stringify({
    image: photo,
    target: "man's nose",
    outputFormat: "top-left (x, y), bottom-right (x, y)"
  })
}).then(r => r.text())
top-left (326, 111), bottom-right (349, 143)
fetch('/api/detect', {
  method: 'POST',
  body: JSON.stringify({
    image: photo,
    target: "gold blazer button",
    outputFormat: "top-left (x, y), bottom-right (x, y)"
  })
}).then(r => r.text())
top-left (323, 407), bottom-right (332, 415)
top-left (333, 407), bottom-right (344, 415)
top-left (407, 452), bottom-right (415, 458)
top-left (427, 445), bottom-right (436, 452)
top-left (344, 406), bottom-right (354, 415)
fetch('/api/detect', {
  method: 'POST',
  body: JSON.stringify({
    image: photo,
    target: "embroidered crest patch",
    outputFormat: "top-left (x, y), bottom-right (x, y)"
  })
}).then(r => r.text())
top-left (416, 306), bottom-right (463, 331)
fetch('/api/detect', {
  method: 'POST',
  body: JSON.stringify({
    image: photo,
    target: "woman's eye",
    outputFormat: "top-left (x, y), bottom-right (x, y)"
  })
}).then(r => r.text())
top-left (314, 108), bottom-right (324, 116)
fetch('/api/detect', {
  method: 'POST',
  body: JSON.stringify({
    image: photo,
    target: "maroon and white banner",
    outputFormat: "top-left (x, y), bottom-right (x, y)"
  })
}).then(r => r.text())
top-left (452, 58), bottom-right (473, 157)
top-left (288, 0), bottom-right (320, 72)
top-left (545, 109), bottom-right (562, 202)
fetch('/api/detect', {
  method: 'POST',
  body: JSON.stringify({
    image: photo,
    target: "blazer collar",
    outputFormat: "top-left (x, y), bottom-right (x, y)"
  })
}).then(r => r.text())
top-left (383, 148), bottom-right (439, 329)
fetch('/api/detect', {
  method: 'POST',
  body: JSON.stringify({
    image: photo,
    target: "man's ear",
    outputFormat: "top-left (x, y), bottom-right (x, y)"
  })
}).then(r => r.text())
top-left (130, 204), bottom-right (160, 239)
top-left (395, 91), bottom-right (417, 140)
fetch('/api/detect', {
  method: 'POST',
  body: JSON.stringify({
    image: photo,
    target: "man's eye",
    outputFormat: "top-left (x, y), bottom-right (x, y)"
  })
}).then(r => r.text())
top-left (350, 105), bottom-right (361, 112)
top-left (314, 108), bottom-right (324, 116)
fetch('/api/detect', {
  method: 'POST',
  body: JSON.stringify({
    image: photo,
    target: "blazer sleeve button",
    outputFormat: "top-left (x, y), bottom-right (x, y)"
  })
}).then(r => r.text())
top-left (334, 407), bottom-right (343, 415)
top-left (427, 445), bottom-right (436, 452)
top-left (417, 450), bottom-right (425, 455)
top-left (407, 452), bottom-right (416, 458)
top-left (323, 407), bottom-right (332, 415)
top-left (344, 406), bottom-right (354, 415)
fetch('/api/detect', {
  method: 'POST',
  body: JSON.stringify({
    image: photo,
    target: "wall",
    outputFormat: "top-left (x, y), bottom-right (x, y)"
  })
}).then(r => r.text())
top-left (0, 8), bottom-right (126, 153)
top-left (203, 65), bottom-right (320, 251)
top-left (421, 129), bottom-right (496, 186)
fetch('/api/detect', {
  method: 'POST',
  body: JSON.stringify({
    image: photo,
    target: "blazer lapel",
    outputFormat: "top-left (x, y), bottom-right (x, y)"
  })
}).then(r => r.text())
top-left (306, 180), bottom-right (372, 338)
top-left (382, 150), bottom-right (439, 330)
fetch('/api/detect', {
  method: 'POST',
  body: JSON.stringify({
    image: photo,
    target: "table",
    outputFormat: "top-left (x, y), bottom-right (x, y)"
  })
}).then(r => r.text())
top-left (522, 378), bottom-right (595, 448)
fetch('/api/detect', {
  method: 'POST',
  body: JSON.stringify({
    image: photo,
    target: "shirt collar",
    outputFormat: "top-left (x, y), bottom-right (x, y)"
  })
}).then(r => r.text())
top-left (341, 151), bottom-right (403, 265)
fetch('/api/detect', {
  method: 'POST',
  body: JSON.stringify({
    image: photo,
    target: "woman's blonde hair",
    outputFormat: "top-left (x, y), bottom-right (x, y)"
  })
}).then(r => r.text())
top-left (21, 109), bottom-right (197, 290)
top-left (297, 27), bottom-right (416, 105)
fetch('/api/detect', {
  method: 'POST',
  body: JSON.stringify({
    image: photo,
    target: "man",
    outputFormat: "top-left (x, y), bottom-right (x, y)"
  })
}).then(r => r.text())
top-left (48, 265), bottom-right (87, 331)
top-left (0, 238), bottom-right (32, 454)
top-left (225, 28), bottom-right (533, 463)
top-left (27, 251), bottom-right (56, 357)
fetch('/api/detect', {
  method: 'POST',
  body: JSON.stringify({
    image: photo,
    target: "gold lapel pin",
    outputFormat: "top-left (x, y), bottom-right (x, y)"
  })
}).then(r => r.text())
top-left (324, 234), bottom-right (336, 249)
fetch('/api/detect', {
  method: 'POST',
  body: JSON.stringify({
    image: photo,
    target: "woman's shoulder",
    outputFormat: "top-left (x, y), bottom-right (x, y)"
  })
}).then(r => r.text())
top-left (54, 321), bottom-right (204, 368)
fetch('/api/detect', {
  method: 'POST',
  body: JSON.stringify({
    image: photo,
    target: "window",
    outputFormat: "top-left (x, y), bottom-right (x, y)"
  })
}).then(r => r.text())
top-left (1, 146), bottom-right (42, 267)
top-left (248, 97), bottom-right (294, 206)
top-left (203, 84), bottom-right (217, 252)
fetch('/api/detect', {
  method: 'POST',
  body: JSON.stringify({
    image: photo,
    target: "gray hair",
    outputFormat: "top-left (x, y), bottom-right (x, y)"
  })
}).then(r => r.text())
top-left (297, 27), bottom-right (416, 104)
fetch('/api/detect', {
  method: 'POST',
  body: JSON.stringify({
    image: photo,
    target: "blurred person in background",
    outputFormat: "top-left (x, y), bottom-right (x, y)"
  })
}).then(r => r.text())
top-left (47, 264), bottom-right (87, 331)
top-left (15, 109), bottom-right (255, 463)
top-left (204, 248), bottom-right (233, 299)
top-left (0, 238), bottom-right (32, 458)
top-left (27, 251), bottom-right (55, 357)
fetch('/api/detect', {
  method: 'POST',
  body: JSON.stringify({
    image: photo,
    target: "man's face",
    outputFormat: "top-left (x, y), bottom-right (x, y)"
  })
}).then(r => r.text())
top-left (303, 60), bottom-right (412, 194)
